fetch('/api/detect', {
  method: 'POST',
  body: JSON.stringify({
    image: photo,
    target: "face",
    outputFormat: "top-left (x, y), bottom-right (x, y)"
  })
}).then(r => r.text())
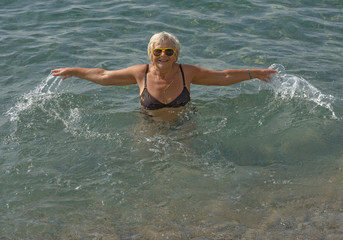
top-left (151, 39), bottom-right (178, 68)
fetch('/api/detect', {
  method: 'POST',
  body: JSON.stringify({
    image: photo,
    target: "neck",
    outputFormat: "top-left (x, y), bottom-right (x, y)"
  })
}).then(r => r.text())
top-left (151, 62), bottom-right (176, 79)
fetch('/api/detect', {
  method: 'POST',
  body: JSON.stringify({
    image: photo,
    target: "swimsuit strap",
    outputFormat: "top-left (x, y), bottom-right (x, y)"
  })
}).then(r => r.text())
top-left (179, 64), bottom-right (186, 87)
top-left (144, 64), bottom-right (149, 88)
top-left (145, 63), bottom-right (185, 88)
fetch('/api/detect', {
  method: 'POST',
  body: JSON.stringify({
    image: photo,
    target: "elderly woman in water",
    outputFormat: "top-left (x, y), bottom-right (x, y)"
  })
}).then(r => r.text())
top-left (52, 31), bottom-right (276, 111)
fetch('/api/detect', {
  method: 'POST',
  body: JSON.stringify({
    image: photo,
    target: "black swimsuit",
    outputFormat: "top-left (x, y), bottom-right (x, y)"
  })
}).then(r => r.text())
top-left (140, 64), bottom-right (190, 110)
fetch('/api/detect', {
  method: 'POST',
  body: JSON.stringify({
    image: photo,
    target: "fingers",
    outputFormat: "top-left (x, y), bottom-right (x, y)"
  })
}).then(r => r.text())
top-left (259, 69), bottom-right (277, 83)
top-left (51, 68), bottom-right (63, 76)
top-left (51, 68), bottom-right (63, 73)
top-left (265, 69), bottom-right (277, 80)
top-left (51, 68), bottom-right (71, 80)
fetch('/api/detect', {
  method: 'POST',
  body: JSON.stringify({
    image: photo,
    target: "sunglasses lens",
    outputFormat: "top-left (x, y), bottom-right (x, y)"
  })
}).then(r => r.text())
top-left (153, 49), bottom-right (162, 56)
top-left (165, 49), bottom-right (175, 56)
top-left (152, 48), bottom-right (175, 57)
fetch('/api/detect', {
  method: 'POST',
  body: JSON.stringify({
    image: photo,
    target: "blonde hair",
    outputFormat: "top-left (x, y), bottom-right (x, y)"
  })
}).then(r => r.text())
top-left (147, 31), bottom-right (181, 62)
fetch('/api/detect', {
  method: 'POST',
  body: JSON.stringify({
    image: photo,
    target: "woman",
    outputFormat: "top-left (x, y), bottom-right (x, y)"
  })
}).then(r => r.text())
top-left (52, 31), bottom-right (276, 111)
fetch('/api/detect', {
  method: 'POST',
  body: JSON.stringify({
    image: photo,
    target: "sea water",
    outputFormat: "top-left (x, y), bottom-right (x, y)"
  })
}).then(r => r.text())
top-left (1, 0), bottom-right (343, 239)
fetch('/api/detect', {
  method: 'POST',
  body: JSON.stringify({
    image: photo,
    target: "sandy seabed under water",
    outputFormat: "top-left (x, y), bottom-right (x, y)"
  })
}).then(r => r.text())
top-left (44, 156), bottom-right (343, 240)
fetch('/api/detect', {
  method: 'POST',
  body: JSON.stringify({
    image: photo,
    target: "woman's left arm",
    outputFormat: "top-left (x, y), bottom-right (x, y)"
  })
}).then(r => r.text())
top-left (188, 65), bottom-right (277, 86)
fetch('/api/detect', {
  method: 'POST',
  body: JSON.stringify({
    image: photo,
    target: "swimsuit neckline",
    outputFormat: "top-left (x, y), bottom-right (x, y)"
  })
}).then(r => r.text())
top-left (140, 64), bottom-right (190, 110)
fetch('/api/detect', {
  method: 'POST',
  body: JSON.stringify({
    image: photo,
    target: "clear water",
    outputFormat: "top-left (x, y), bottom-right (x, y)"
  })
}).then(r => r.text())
top-left (1, 0), bottom-right (343, 239)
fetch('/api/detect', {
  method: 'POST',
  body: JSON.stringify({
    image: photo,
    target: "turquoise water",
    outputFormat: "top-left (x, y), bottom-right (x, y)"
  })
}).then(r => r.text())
top-left (1, 0), bottom-right (343, 239)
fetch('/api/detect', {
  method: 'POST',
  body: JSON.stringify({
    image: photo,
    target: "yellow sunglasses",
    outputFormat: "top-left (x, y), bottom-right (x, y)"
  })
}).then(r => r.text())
top-left (152, 48), bottom-right (176, 57)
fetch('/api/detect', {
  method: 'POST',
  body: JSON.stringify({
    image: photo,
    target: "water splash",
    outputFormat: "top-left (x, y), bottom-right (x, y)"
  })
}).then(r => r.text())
top-left (4, 73), bottom-right (123, 142)
top-left (6, 73), bottom-right (63, 122)
top-left (268, 64), bottom-right (339, 119)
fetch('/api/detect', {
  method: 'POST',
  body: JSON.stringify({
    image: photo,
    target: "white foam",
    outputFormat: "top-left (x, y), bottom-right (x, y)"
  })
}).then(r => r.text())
top-left (6, 73), bottom-right (63, 122)
top-left (268, 64), bottom-right (339, 119)
top-left (5, 73), bottom-right (121, 142)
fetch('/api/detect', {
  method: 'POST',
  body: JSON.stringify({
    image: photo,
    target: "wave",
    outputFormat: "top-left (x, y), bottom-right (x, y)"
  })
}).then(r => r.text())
top-left (268, 64), bottom-right (340, 120)
top-left (4, 73), bottom-right (127, 143)
top-left (4, 66), bottom-right (340, 143)
top-left (6, 73), bottom-right (63, 122)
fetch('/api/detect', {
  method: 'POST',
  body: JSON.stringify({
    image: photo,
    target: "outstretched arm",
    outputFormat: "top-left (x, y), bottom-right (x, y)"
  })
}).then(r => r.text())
top-left (51, 65), bottom-right (141, 86)
top-left (188, 65), bottom-right (277, 86)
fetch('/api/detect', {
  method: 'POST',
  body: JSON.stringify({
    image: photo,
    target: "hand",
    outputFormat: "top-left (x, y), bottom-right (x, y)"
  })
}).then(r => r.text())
top-left (51, 68), bottom-right (73, 80)
top-left (257, 69), bottom-right (277, 83)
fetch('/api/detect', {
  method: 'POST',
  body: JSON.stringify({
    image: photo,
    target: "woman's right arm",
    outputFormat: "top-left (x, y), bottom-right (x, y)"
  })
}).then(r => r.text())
top-left (51, 65), bottom-right (143, 86)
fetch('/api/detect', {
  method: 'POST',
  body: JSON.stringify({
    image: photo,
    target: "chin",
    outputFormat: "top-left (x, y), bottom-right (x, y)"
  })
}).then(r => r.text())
top-left (158, 61), bottom-right (170, 66)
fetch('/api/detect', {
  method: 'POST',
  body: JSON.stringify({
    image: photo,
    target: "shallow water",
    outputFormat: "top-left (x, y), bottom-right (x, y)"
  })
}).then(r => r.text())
top-left (1, 0), bottom-right (343, 239)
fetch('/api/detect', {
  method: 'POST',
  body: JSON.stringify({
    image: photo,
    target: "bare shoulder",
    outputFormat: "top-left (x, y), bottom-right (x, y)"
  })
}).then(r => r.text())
top-left (180, 64), bottom-right (201, 72)
top-left (180, 64), bottom-right (213, 75)
top-left (179, 64), bottom-right (201, 82)
top-left (180, 64), bottom-right (216, 84)
top-left (118, 64), bottom-right (147, 76)
top-left (100, 64), bottom-right (147, 85)
top-left (107, 64), bottom-right (146, 78)
top-left (126, 64), bottom-right (147, 71)
top-left (128, 64), bottom-right (147, 85)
